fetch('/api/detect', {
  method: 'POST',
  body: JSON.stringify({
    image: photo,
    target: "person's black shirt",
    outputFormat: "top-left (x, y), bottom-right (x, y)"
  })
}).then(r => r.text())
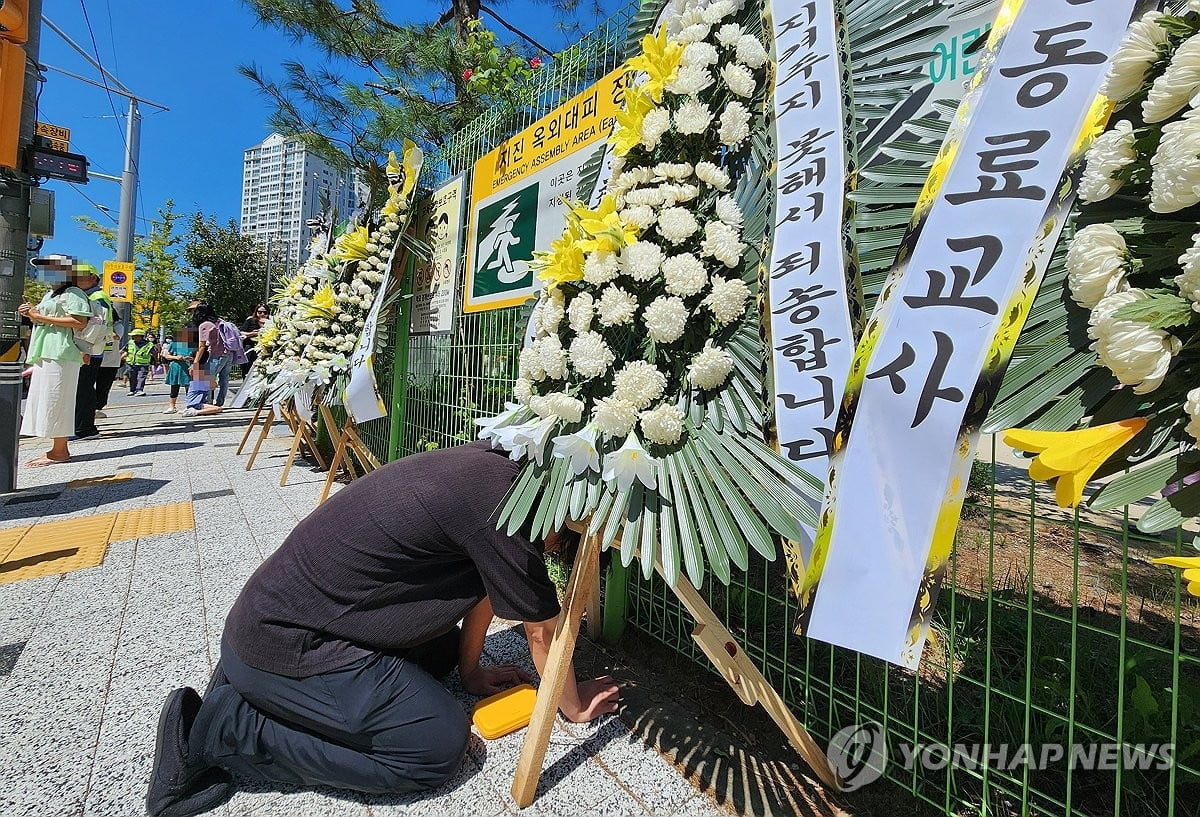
top-left (224, 441), bottom-right (560, 677)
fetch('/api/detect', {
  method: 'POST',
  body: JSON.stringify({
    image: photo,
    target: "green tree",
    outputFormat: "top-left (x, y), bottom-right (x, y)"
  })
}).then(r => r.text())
top-left (238, 0), bottom-right (607, 194)
top-left (76, 200), bottom-right (190, 335)
top-left (183, 213), bottom-right (270, 323)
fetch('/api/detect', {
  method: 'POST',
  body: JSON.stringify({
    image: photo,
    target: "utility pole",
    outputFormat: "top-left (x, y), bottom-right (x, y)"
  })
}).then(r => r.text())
top-left (0, 0), bottom-right (42, 492)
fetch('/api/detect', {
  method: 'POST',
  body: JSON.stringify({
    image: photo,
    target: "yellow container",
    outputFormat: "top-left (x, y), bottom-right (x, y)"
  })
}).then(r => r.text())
top-left (471, 683), bottom-right (537, 740)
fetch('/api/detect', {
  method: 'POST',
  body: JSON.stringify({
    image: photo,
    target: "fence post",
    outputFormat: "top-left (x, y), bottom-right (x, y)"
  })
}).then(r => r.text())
top-left (387, 253), bottom-right (415, 462)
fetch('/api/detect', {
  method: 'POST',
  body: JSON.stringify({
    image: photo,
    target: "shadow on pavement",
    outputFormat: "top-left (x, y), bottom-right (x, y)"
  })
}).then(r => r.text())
top-left (0, 477), bottom-right (172, 524)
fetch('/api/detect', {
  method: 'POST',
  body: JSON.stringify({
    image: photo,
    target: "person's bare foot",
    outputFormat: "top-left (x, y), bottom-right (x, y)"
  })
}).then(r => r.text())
top-left (25, 454), bottom-right (69, 467)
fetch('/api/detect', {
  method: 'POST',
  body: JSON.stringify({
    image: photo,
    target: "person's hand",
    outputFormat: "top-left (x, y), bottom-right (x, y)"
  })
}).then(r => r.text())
top-left (560, 676), bottom-right (620, 723)
top-left (461, 663), bottom-right (532, 696)
top-left (17, 302), bottom-right (31, 317)
top-left (81, 353), bottom-right (91, 364)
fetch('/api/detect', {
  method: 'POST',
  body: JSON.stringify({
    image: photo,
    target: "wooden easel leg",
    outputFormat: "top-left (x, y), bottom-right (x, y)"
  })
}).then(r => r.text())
top-left (236, 402), bottom-right (266, 455)
top-left (244, 408), bottom-right (275, 472)
top-left (280, 423), bottom-right (306, 487)
top-left (318, 432), bottom-right (347, 505)
top-left (300, 425), bottom-right (328, 471)
top-left (511, 532), bottom-right (601, 808)
top-left (666, 573), bottom-right (842, 791)
top-left (585, 543), bottom-right (601, 641)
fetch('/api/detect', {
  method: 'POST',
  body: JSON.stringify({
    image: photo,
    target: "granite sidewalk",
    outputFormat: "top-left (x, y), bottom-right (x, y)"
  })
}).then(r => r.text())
top-left (0, 386), bottom-right (732, 817)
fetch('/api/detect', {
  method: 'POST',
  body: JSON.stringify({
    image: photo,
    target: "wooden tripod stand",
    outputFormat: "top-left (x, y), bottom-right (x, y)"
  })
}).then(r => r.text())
top-left (510, 522), bottom-right (842, 807)
top-left (316, 405), bottom-right (382, 504)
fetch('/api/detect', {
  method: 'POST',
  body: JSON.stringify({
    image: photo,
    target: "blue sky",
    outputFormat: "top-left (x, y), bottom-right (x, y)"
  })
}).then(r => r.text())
top-left (35, 0), bottom-right (618, 271)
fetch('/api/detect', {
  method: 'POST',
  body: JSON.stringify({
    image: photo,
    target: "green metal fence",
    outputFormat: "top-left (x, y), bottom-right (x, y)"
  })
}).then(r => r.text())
top-left (364, 4), bottom-right (1200, 815)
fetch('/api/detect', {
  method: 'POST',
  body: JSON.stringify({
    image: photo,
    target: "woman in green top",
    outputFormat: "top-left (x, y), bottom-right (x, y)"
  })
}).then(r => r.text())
top-left (162, 327), bottom-right (196, 414)
top-left (19, 258), bottom-right (94, 466)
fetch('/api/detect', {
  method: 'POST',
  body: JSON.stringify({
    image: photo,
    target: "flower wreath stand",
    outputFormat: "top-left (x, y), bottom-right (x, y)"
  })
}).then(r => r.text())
top-left (510, 517), bottom-right (842, 807)
top-left (316, 404), bottom-right (382, 504)
top-left (278, 394), bottom-right (328, 487)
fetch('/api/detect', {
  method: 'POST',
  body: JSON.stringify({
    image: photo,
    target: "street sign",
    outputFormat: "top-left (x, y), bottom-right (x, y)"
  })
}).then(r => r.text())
top-left (34, 121), bottom-right (69, 150)
top-left (463, 66), bottom-right (628, 313)
top-left (102, 261), bottom-right (134, 302)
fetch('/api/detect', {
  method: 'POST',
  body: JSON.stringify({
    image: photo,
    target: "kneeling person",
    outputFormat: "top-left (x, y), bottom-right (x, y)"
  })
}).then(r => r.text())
top-left (146, 441), bottom-right (619, 816)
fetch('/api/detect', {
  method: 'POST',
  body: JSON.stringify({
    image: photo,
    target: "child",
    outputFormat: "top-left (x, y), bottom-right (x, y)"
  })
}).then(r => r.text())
top-left (123, 329), bottom-right (153, 396)
top-left (181, 344), bottom-right (222, 418)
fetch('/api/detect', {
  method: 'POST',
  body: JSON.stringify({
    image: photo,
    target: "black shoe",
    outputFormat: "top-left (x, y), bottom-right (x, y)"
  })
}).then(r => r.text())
top-left (74, 429), bottom-right (100, 440)
top-left (146, 688), bottom-right (234, 817)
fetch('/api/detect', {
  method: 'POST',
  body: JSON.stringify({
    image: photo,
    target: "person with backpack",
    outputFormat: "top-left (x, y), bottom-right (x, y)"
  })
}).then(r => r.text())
top-left (19, 255), bottom-right (96, 467)
top-left (193, 302), bottom-right (243, 407)
top-left (73, 265), bottom-right (115, 439)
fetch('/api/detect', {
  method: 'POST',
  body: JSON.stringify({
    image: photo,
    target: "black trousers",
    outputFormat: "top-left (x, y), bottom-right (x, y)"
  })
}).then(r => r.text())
top-left (193, 635), bottom-right (469, 794)
top-left (75, 358), bottom-right (101, 436)
top-left (95, 365), bottom-right (118, 411)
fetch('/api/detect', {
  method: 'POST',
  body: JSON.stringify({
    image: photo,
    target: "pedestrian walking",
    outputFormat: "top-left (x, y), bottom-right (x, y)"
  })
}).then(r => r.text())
top-left (162, 328), bottom-right (195, 414)
top-left (73, 265), bottom-right (114, 439)
top-left (19, 255), bottom-right (95, 467)
top-left (193, 303), bottom-right (234, 407)
top-left (124, 329), bottom-right (154, 396)
top-left (240, 304), bottom-right (267, 378)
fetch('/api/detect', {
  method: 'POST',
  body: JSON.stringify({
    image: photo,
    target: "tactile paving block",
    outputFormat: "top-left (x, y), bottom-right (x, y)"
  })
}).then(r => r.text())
top-left (109, 502), bottom-right (195, 542)
top-left (0, 514), bottom-right (117, 584)
top-left (67, 472), bottom-right (134, 489)
top-left (0, 525), bottom-right (33, 562)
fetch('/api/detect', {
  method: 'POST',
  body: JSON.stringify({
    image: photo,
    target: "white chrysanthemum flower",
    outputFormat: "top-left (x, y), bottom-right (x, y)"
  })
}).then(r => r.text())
top-left (529, 392), bottom-right (584, 423)
top-left (1066, 224), bottom-right (1130, 309)
top-left (667, 64), bottom-right (715, 96)
top-left (703, 276), bottom-right (750, 325)
top-left (657, 207), bottom-right (700, 244)
top-left (622, 240), bottom-right (665, 282)
top-left (538, 334), bottom-right (569, 380)
top-left (538, 288), bottom-right (565, 334)
top-left (1090, 289), bottom-right (1181, 394)
top-left (640, 403), bottom-right (686, 446)
top-left (622, 187), bottom-right (666, 208)
top-left (1101, 11), bottom-right (1169, 103)
top-left (688, 341), bottom-right (734, 390)
top-left (620, 204), bottom-right (657, 230)
top-left (677, 23), bottom-right (711, 44)
top-left (675, 98), bottom-right (714, 134)
top-left (613, 360), bottom-right (668, 409)
top-left (513, 378), bottom-right (533, 404)
top-left (519, 346), bottom-right (546, 383)
top-left (683, 41), bottom-right (719, 67)
top-left (1079, 120), bottom-right (1137, 203)
top-left (735, 34), bottom-right (768, 69)
top-left (702, 0), bottom-right (735, 23)
top-left (584, 251), bottom-right (620, 285)
top-left (716, 23), bottom-right (743, 48)
top-left (569, 331), bottom-right (616, 379)
top-left (715, 195), bottom-right (743, 228)
top-left (1145, 34), bottom-right (1200, 122)
top-left (568, 291), bottom-right (595, 333)
top-left (597, 285), bottom-right (639, 326)
top-left (641, 108), bottom-right (672, 149)
top-left (663, 253), bottom-right (708, 297)
top-left (721, 63), bottom-right (757, 98)
top-left (700, 220), bottom-right (744, 267)
top-left (695, 161), bottom-right (730, 190)
top-left (592, 396), bottom-right (639, 438)
top-left (660, 183), bottom-right (700, 206)
top-left (643, 296), bottom-right (689, 343)
top-left (719, 101), bottom-right (751, 146)
top-left (1186, 387), bottom-right (1200, 443)
top-left (612, 166), bottom-right (654, 195)
top-left (1176, 231), bottom-right (1200, 311)
top-left (654, 162), bottom-right (693, 180)
top-left (1150, 111), bottom-right (1200, 213)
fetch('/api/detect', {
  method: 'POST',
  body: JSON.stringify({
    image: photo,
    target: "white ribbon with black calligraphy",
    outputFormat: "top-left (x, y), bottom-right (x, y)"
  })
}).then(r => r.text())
top-left (766, 0), bottom-right (858, 547)
top-left (800, 0), bottom-right (1140, 668)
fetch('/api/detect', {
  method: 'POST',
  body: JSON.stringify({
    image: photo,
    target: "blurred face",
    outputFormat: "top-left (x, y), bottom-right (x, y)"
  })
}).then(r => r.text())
top-left (178, 326), bottom-right (198, 344)
top-left (40, 262), bottom-right (72, 287)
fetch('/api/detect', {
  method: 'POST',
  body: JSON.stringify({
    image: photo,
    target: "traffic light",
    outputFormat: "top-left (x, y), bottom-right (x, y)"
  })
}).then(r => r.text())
top-left (0, 0), bottom-right (27, 44)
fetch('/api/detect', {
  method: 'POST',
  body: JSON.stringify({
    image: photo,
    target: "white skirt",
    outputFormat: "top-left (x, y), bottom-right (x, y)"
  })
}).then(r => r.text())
top-left (21, 359), bottom-right (80, 439)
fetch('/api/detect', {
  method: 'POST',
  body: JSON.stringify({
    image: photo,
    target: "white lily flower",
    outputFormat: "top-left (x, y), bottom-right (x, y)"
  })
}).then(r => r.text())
top-left (475, 402), bottom-right (524, 444)
top-left (552, 426), bottom-right (601, 476)
top-left (602, 432), bottom-right (658, 492)
top-left (511, 416), bottom-right (557, 466)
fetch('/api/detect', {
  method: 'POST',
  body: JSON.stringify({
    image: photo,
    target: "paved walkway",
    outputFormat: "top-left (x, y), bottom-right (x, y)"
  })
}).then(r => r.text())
top-left (0, 384), bottom-right (731, 817)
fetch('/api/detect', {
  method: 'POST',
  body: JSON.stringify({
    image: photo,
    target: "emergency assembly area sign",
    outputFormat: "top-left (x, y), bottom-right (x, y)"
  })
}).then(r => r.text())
top-left (463, 67), bottom-right (628, 313)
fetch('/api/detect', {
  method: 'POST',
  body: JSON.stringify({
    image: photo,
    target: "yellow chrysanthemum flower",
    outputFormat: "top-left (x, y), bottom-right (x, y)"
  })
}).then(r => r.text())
top-left (1002, 418), bottom-right (1147, 508)
top-left (628, 25), bottom-right (683, 104)
top-left (281, 273), bottom-right (306, 298)
top-left (1151, 555), bottom-right (1200, 598)
top-left (610, 85), bottom-right (655, 157)
top-left (303, 283), bottom-right (337, 318)
top-left (572, 195), bottom-right (638, 255)
top-left (334, 226), bottom-right (371, 261)
top-left (257, 324), bottom-right (280, 351)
